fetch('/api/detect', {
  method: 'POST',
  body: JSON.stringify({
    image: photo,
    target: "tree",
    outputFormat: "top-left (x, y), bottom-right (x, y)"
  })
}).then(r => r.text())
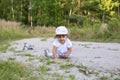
top-left (99, 0), bottom-right (119, 22)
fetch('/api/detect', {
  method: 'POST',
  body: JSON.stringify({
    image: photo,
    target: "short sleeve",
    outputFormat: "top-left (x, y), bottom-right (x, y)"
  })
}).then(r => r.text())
top-left (53, 39), bottom-right (59, 47)
top-left (67, 39), bottom-right (72, 48)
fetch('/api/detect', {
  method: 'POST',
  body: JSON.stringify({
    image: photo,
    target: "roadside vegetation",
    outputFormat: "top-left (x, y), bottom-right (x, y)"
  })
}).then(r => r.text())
top-left (0, 0), bottom-right (120, 79)
top-left (0, 60), bottom-right (32, 80)
top-left (0, 0), bottom-right (119, 43)
top-left (1, 55), bottom-right (119, 80)
top-left (69, 17), bottom-right (120, 42)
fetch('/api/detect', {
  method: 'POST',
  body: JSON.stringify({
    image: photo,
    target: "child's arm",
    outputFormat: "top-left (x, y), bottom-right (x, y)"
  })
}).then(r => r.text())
top-left (63, 47), bottom-right (72, 58)
top-left (52, 45), bottom-right (58, 59)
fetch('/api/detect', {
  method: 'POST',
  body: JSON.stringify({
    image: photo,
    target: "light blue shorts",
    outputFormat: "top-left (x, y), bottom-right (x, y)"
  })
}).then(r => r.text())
top-left (47, 52), bottom-right (72, 59)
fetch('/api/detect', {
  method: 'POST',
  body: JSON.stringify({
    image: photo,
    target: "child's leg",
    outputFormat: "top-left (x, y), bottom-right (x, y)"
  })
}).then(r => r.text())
top-left (44, 49), bottom-right (53, 58)
top-left (46, 52), bottom-right (53, 58)
top-left (44, 49), bottom-right (72, 59)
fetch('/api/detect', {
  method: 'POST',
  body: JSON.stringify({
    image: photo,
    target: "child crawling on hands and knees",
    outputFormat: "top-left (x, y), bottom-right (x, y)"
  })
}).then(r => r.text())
top-left (45, 26), bottom-right (72, 59)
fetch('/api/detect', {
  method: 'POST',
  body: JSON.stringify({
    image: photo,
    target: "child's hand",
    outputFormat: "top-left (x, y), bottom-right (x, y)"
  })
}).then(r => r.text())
top-left (62, 54), bottom-right (69, 58)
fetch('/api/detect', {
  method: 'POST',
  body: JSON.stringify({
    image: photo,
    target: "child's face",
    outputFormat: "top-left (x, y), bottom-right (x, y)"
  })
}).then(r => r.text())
top-left (57, 35), bottom-right (67, 44)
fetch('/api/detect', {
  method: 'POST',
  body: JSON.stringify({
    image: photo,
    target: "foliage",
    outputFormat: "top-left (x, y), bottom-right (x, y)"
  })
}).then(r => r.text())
top-left (39, 65), bottom-right (51, 74)
top-left (0, 41), bottom-right (10, 53)
top-left (0, 0), bottom-right (120, 42)
top-left (0, 0), bottom-right (119, 26)
top-left (0, 60), bottom-right (31, 80)
top-left (114, 78), bottom-right (120, 80)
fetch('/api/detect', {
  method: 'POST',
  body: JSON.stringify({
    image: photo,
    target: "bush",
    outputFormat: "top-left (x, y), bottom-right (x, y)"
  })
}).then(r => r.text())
top-left (108, 18), bottom-right (120, 32)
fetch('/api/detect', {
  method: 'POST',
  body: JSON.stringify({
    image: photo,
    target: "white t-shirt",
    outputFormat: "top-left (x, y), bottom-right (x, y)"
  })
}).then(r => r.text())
top-left (53, 38), bottom-right (72, 55)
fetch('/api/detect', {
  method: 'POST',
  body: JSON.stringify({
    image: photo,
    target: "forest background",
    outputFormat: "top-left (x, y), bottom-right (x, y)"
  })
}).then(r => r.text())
top-left (0, 0), bottom-right (120, 42)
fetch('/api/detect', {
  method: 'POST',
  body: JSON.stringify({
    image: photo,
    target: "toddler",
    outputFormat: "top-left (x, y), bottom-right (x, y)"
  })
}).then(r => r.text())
top-left (45, 26), bottom-right (72, 59)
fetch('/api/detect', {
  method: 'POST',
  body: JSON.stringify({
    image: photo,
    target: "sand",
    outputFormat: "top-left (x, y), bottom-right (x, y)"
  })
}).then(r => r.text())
top-left (0, 38), bottom-right (120, 80)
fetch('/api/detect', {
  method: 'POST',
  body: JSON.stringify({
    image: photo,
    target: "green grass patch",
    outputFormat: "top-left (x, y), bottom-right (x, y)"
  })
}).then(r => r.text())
top-left (69, 75), bottom-right (75, 80)
top-left (114, 78), bottom-right (120, 80)
top-left (40, 38), bottom-right (47, 41)
top-left (39, 65), bottom-right (51, 74)
top-left (46, 58), bottom-right (55, 65)
top-left (50, 72), bottom-right (66, 80)
top-left (8, 57), bottom-right (16, 61)
top-left (0, 41), bottom-right (10, 53)
top-left (69, 21), bottom-right (120, 42)
top-left (0, 29), bottom-right (30, 41)
top-left (23, 53), bottom-right (34, 57)
top-left (0, 60), bottom-right (32, 80)
top-left (60, 63), bottom-right (75, 69)
top-left (100, 77), bottom-right (109, 80)
top-left (76, 64), bottom-right (96, 76)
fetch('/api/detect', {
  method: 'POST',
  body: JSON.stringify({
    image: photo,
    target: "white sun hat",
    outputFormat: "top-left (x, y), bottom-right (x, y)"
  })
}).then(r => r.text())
top-left (55, 26), bottom-right (68, 35)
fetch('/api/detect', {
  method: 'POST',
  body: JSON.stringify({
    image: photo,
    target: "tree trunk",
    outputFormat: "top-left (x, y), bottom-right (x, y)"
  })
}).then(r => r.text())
top-left (77, 0), bottom-right (81, 27)
top-left (11, 0), bottom-right (14, 20)
top-left (77, 0), bottom-right (80, 15)
top-left (102, 12), bottom-right (105, 23)
top-left (20, 0), bottom-right (23, 21)
top-left (67, 9), bottom-right (72, 26)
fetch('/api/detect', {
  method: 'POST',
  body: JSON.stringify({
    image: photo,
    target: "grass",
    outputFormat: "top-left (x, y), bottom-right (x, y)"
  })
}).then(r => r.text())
top-left (60, 63), bottom-right (75, 69)
top-left (0, 60), bottom-right (32, 80)
top-left (79, 43), bottom-right (91, 48)
top-left (0, 19), bottom-right (120, 80)
top-left (40, 38), bottom-right (48, 41)
top-left (69, 21), bottom-right (120, 42)
top-left (50, 72), bottom-right (66, 80)
top-left (0, 19), bottom-right (120, 44)
top-left (0, 41), bottom-right (10, 53)
top-left (69, 75), bottom-right (75, 80)
top-left (8, 57), bottom-right (16, 61)
top-left (0, 55), bottom-right (118, 80)
top-left (0, 20), bottom-right (55, 52)
top-left (100, 77), bottom-right (109, 80)
top-left (23, 53), bottom-right (34, 57)
top-left (39, 65), bottom-right (51, 74)
top-left (46, 58), bottom-right (55, 65)
top-left (114, 78), bottom-right (120, 80)
top-left (76, 64), bottom-right (96, 76)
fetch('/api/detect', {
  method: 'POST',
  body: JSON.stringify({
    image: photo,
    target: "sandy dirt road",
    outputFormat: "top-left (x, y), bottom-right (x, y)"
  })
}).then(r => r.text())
top-left (0, 38), bottom-right (120, 80)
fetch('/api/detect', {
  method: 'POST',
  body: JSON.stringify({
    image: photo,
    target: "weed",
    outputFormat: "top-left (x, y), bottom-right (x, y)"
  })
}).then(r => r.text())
top-left (78, 68), bottom-right (88, 75)
top-left (99, 77), bottom-right (109, 80)
top-left (39, 65), bottom-right (51, 74)
top-left (66, 59), bottom-right (71, 62)
top-left (76, 64), bottom-right (87, 69)
top-left (39, 57), bottom-right (50, 63)
top-left (0, 41), bottom-right (10, 53)
top-left (51, 72), bottom-right (66, 80)
top-left (23, 53), bottom-right (34, 57)
top-left (114, 78), bottom-right (120, 80)
top-left (60, 63), bottom-right (75, 69)
top-left (40, 38), bottom-right (47, 41)
top-left (80, 44), bottom-right (91, 48)
top-left (0, 60), bottom-right (32, 80)
top-left (69, 75), bottom-right (75, 80)
top-left (46, 58), bottom-right (55, 65)
top-left (8, 57), bottom-right (16, 61)
top-left (28, 57), bottom-right (35, 61)
top-left (8, 47), bottom-right (16, 52)
top-left (39, 57), bottom-right (45, 62)
top-left (76, 64), bottom-right (95, 76)
top-left (65, 70), bottom-right (70, 73)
